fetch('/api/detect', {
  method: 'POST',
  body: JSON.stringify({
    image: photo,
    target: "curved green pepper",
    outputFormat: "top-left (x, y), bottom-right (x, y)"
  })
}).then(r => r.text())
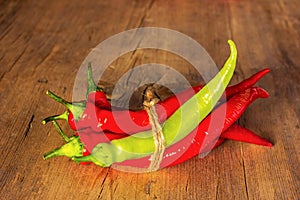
top-left (73, 40), bottom-right (237, 167)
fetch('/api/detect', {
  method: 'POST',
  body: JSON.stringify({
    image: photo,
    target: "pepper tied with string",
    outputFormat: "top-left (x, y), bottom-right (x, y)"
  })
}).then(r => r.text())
top-left (42, 40), bottom-right (273, 171)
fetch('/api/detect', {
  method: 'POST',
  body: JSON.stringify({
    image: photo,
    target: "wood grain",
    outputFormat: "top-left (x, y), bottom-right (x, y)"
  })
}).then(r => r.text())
top-left (0, 0), bottom-right (299, 199)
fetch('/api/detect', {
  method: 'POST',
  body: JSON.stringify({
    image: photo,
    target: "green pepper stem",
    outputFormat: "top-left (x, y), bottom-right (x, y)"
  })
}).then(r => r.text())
top-left (52, 120), bottom-right (70, 142)
top-left (42, 111), bottom-right (69, 125)
top-left (46, 90), bottom-right (72, 110)
top-left (72, 155), bottom-right (106, 167)
top-left (43, 148), bottom-right (61, 160)
top-left (86, 62), bottom-right (103, 97)
top-left (43, 136), bottom-right (84, 160)
top-left (45, 90), bottom-right (86, 121)
top-left (72, 155), bottom-right (93, 163)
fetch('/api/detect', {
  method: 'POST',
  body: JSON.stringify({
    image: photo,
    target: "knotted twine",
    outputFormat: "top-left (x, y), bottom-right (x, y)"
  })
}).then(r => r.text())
top-left (143, 87), bottom-right (165, 172)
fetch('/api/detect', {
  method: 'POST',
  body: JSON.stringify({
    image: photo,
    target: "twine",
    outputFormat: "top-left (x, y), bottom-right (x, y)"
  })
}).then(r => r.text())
top-left (143, 87), bottom-right (165, 172)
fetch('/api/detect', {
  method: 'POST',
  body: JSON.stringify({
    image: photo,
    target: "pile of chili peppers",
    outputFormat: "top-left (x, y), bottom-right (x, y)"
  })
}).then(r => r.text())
top-left (42, 40), bottom-right (272, 171)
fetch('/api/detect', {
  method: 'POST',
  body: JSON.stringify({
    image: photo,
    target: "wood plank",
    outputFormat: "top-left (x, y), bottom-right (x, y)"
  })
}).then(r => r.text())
top-left (0, 0), bottom-right (299, 199)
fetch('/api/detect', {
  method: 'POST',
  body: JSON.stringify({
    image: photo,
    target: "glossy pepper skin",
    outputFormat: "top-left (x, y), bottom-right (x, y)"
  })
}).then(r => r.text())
top-left (42, 68), bottom-right (270, 134)
top-left (44, 87), bottom-right (272, 168)
top-left (165, 87), bottom-right (271, 167)
top-left (43, 123), bottom-right (269, 166)
top-left (43, 68), bottom-right (270, 135)
top-left (42, 40), bottom-right (273, 171)
top-left (221, 124), bottom-right (273, 147)
top-left (76, 69), bottom-right (271, 134)
top-left (70, 40), bottom-right (237, 167)
top-left (41, 63), bottom-right (110, 129)
top-left (86, 63), bottom-right (111, 110)
top-left (89, 87), bottom-right (271, 168)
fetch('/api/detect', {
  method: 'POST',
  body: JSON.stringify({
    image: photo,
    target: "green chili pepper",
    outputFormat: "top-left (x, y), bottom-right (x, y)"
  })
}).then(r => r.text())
top-left (73, 40), bottom-right (237, 167)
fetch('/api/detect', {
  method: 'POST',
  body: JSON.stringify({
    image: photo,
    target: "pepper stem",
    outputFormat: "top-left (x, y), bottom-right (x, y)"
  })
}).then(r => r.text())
top-left (43, 148), bottom-right (61, 160)
top-left (86, 62), bottom-right (103, 98)
top-left (43, 121), bottom-right (84, 160)
top-left (45, 90), bottom-right (86, 121)
top-left (43, 136), bottom-right (84, 160)
top-left (52, 120), bottom-right (70, 142)
top-left (72, 155), bottom-right (106, 167)
top-left (46, 90), bottom-right (72, 110)
top-left (42, 111), bottom-right (69, 125)
top-left (72, 155), bottom-right (94, 163)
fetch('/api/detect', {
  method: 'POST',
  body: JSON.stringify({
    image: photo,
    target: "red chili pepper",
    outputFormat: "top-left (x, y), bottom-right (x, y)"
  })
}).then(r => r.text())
top-left (224, 68), bottom-right (270, 97)
top-left (114, 87), bottom-right (270, 168)
top-left (87, 91), bottom-right (111, 110)
top-left (42, 68), bottom-right (270, 135)
top-left (43, 87), bottom-right (272, 168)
top-left (42, 45), bottom-right (273, 170)
top-left (43, 122), bottom-right (249, 166)
top-left (41, 91), bottom-right (86, 130)
top-left (221, 124), bottom-right (273, 147)
top-left (76, 69), bottom-right (270, 134)
top-left (41, 90), bottom-right (111, 130)
top-left (42, 62), bottom-right (111, 126)
top-left (85, 63), bottom-right (112, 110)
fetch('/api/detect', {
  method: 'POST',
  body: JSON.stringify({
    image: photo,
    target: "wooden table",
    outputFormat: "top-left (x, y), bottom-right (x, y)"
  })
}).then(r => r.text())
top-left (0, 0), bottom-right (299, 199)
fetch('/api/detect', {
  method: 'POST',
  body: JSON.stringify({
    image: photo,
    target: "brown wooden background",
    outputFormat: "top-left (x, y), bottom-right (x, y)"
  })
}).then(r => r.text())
top-left (0, 0), bottom-right (299, 199)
